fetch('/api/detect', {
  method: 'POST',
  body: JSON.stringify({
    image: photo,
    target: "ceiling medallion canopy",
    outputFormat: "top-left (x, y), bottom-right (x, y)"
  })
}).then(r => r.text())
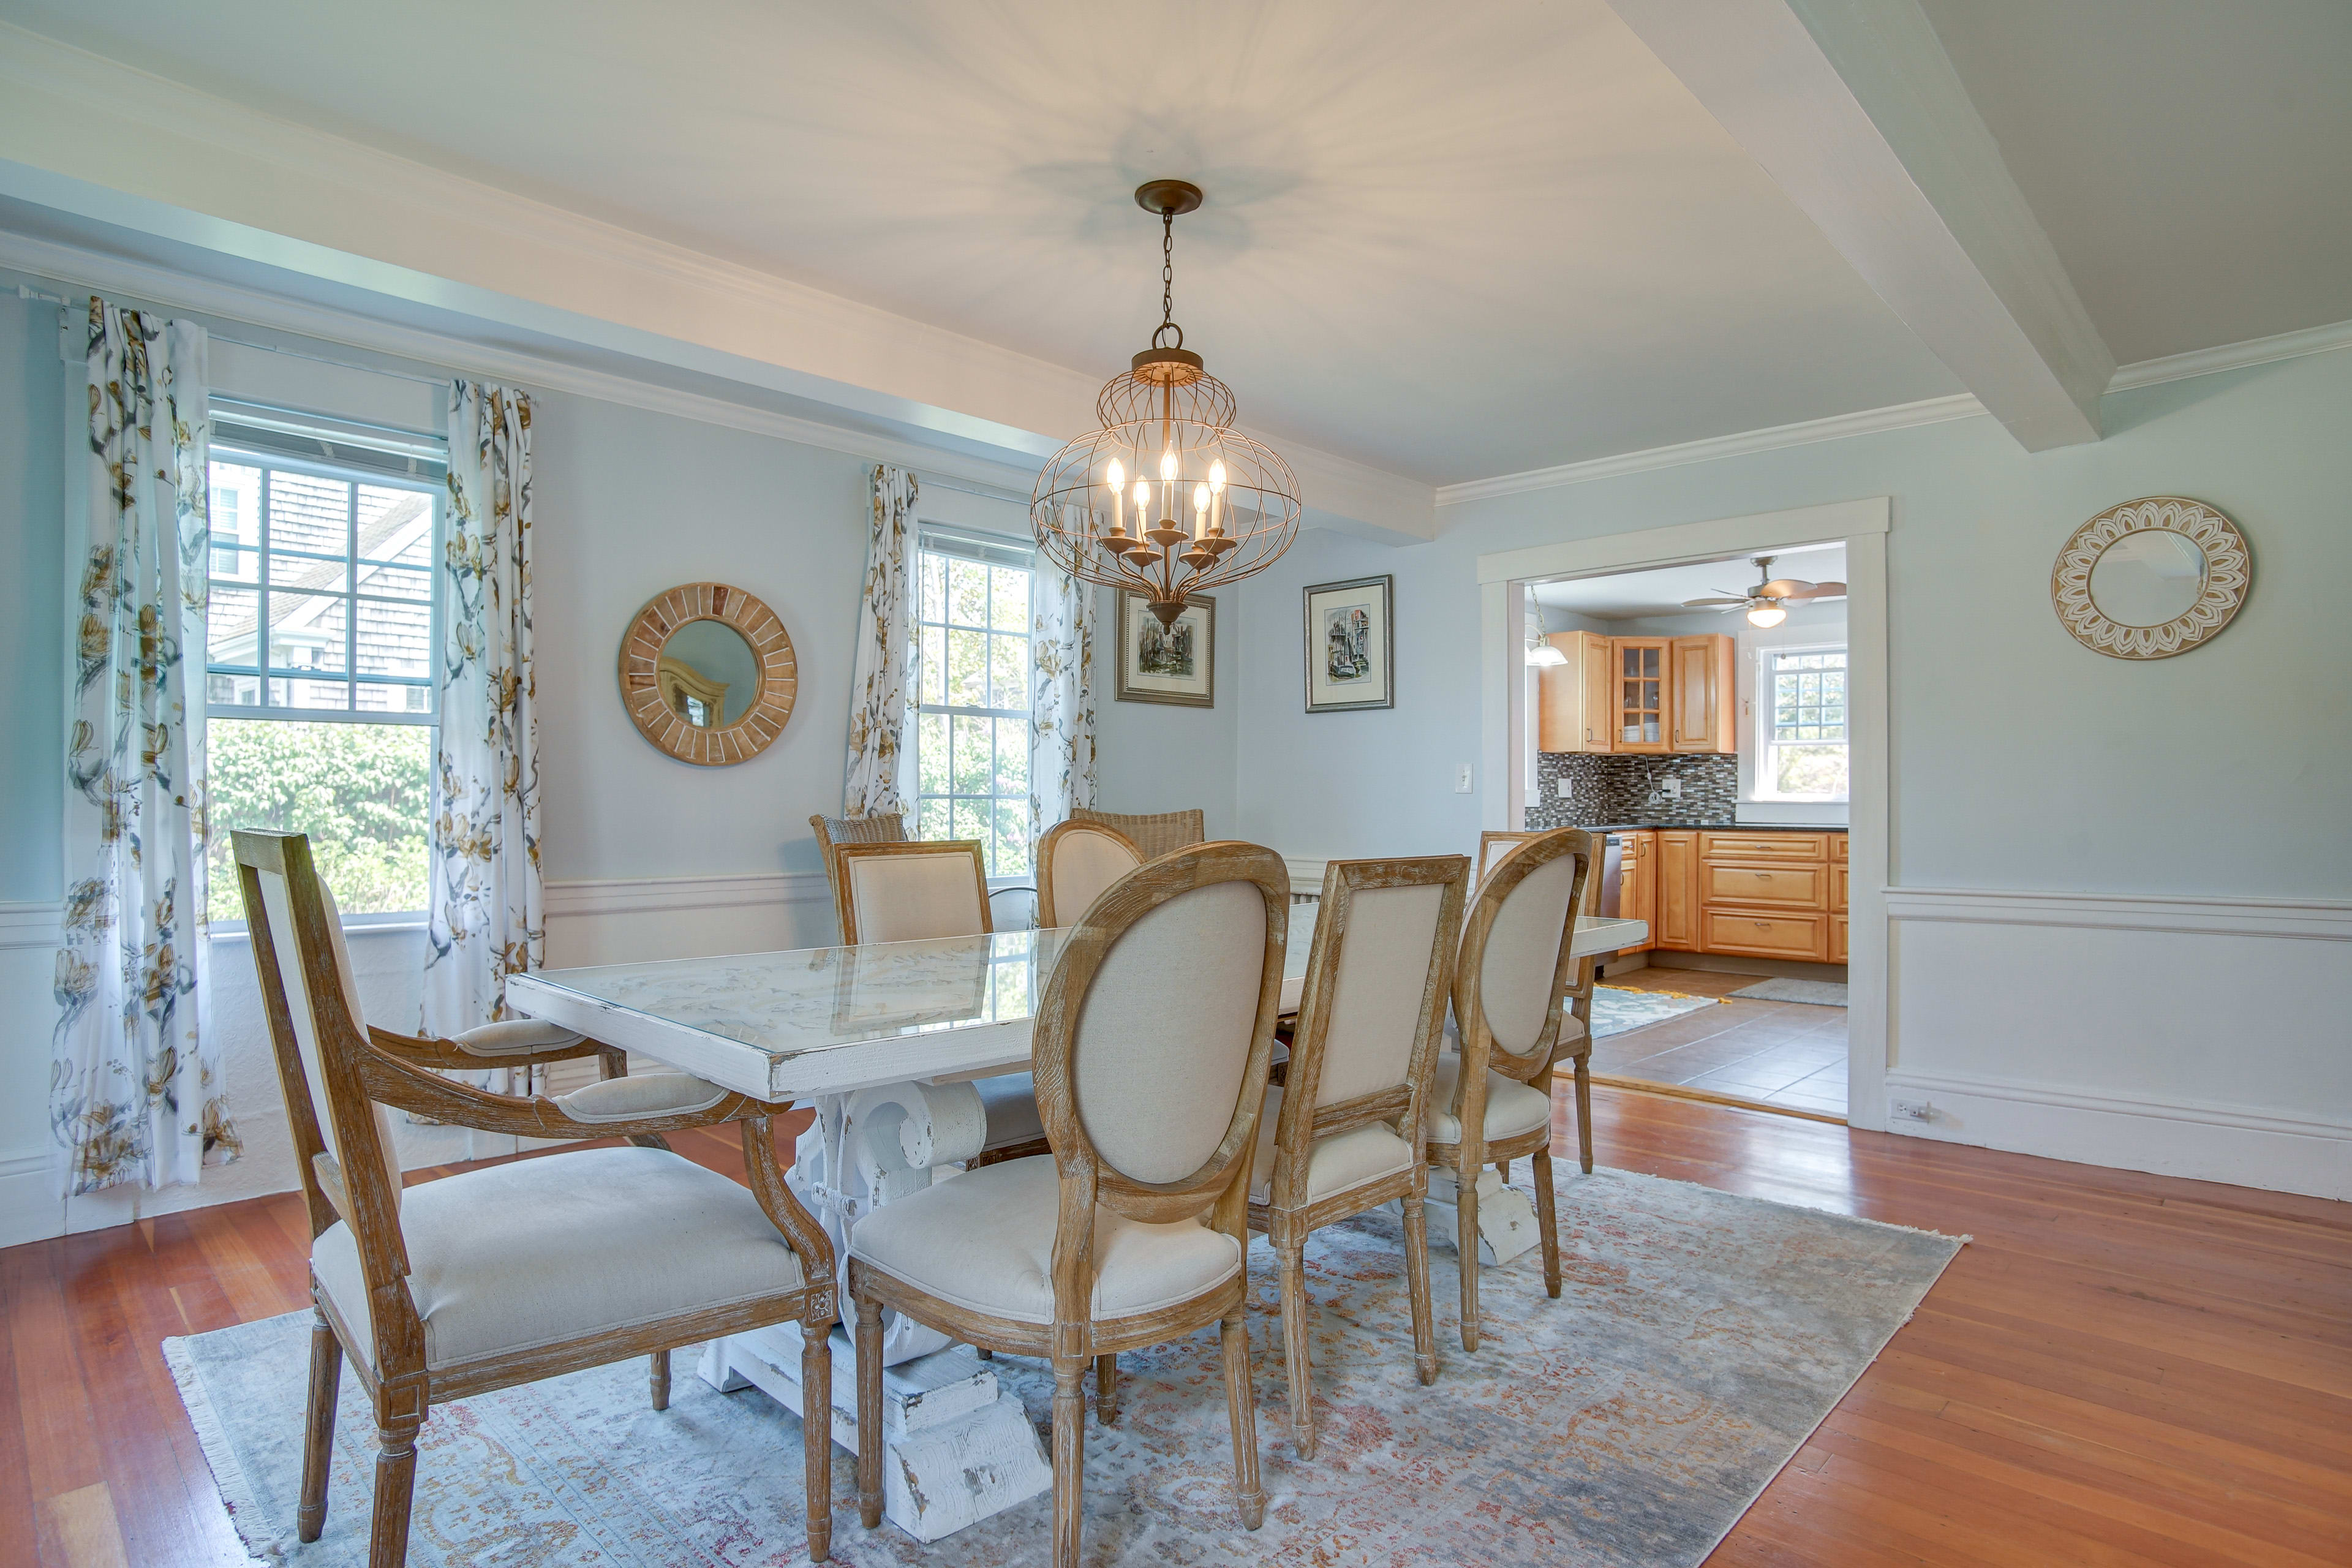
top-left (1031, 179), bottom-right (1302, 625)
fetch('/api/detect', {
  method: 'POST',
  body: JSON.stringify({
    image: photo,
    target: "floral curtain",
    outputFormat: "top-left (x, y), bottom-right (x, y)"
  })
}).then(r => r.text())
top-left (842, 464), bottom-right (919, 816)
top-left (1029, 509), bottom-right (1096, 839)
top-left (421, 381), bottom-right (541, 1038)
top-left (53, 298), bottom-right (239, 1196)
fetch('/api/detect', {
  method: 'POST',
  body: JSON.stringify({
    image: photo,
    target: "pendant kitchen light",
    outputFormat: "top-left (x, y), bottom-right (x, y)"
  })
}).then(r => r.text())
top-left (1031, 180), bottom-right (1302, 625)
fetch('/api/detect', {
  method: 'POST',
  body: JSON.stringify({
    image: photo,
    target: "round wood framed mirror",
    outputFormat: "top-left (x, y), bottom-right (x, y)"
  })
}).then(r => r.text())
top-left (619, 583), bottom-right (797, 764)
top-left (2052, 497), bottom-right (2249, 660)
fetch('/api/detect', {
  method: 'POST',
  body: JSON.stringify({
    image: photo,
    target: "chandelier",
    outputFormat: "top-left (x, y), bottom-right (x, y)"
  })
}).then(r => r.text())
top-left (1031, 179), bottom-right (1302, 625)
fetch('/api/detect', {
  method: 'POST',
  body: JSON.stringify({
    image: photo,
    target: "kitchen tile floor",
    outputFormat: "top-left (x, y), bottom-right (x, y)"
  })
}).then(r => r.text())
top-left (1593, 965), bottom-right (1849, 1118)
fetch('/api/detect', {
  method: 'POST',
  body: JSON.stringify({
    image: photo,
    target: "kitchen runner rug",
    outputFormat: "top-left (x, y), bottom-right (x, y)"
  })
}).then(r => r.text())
top-left (1729, 978), bottom-right (1850, 1007)
top-left (169, 1168), bottom-right (1960, 1568)
top-left (1591, 984), bottom-right (1722, 1038)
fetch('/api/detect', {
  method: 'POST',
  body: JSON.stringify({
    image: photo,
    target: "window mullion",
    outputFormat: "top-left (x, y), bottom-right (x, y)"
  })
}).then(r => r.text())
top-left (344, 477), bottom-right (358, 710)
top-left (257, 469), bottom-right (273, 711)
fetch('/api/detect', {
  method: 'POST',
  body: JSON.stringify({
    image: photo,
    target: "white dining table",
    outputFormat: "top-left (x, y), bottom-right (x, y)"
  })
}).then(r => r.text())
top-left (507, 903), bottom-right (1648, 1541)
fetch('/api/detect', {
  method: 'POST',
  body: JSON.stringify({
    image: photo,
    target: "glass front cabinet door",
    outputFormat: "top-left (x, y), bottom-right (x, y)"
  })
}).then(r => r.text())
top-left (1616, 638), bottom-right (1669, 752)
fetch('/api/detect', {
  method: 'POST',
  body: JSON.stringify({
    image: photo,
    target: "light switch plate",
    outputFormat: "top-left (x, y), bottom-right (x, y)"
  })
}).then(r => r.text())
top-left (1454, 764), bottom-right (1474, 793)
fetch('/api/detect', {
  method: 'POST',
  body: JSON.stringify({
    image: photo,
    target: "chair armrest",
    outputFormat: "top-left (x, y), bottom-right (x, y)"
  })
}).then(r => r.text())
top-left (368, 1020), bottom-right (617, 1070)
top-left (353, 1043), bottom-right (763, 1142)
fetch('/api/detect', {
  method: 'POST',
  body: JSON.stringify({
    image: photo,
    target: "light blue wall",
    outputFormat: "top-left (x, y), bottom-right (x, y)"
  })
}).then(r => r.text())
top-left (1091, 586), bottom-right (1240, 837)
top-left (1237, 350), bottom-right (2352, 900)
top-left (0, 295), bottom-right (64, 903)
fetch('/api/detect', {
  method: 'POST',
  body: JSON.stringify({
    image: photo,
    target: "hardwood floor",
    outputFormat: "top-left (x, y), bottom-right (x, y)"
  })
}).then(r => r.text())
top-left (1598, 965), bottom-right (1851, 1117)
top-left (6, 1096), bottom-right (2346, 1567)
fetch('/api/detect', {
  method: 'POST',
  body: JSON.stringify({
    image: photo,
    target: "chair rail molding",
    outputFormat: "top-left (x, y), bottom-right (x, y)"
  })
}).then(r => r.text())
top-left (543, 870), bottom-right (832, 921)
top-left (1884, 884), bottom-right (2352, 1200)
top-left (0, 900), bottom-right (62, 949)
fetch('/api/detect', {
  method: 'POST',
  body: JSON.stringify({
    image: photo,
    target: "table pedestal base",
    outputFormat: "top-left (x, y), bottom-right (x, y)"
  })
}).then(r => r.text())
top-left (699, 1324), bottom-right (1051, 1543)
top-left (1415, 1167), bottom-right (1543, 1266)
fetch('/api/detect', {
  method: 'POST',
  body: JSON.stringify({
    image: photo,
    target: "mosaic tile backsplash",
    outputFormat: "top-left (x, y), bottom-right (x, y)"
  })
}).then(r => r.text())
top-left (1525, 752), bottom-right (1740, 830)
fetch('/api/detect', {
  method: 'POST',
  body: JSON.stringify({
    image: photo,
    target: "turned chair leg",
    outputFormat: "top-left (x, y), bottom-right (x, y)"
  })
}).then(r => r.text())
top-left (1219, 1309), bottom-right (1267, 1530)
top-left (648, 1348), bottom-right (671, 1411)
top-left (1275, 1234), bottom-right (1316, 1457)
top-left (1533, 1149), bottom-right (1562, 1299)
top-left (297, 1310), bottom-right (342, 1543)
top-left (855, 1294), bottom-right (886, 1531)
top-left (802, 1316), bottom-right (835, 1562)
top-left (1052, 1355), bottom-right (1088, 1568)
top-left (369, 1415), bottom-right (423, 1568)
top-left (1575, 1053), bottom-right (1594, 1175)
top-left (1095, 1352), bottom-right (1119, 1424)
top-left (1401, 1189), bottom-right (1438, 1385)
top-left (1457, 1159), bottom-right (1482, 1352)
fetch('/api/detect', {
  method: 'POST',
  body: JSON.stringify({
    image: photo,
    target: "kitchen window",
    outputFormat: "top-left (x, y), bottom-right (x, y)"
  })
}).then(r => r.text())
top-left (1758, 647), bottom-right (1848, 800)
top-left (910, 526), bottom-right (1034, 876)
top-left (203, 413), bottom-right (447, 923)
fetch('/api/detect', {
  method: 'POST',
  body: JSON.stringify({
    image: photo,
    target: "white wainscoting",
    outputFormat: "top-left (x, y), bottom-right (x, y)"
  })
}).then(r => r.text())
top-left (0, 903), bottom-right (62, 1250)
top-left (1884, 888), bottom-right (2352, 1200)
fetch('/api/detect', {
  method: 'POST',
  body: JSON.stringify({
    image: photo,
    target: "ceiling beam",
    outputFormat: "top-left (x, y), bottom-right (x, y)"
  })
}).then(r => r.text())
top-left (1607, 0), bottom-right (2112, 450)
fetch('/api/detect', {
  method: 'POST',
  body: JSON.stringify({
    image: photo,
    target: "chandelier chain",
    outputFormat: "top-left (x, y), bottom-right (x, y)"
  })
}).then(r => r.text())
top-left (1153, 206), bottom-right (1182, 350)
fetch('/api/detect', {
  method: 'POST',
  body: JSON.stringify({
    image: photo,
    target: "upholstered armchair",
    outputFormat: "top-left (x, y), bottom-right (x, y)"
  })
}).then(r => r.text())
top-left (847, 841), bottom-right (1289, 1567)
top-left (1426, 827), bottom-right (1596, 1351)
top-left (232, 831), bottom-right (841, 1567)
top-left (1250, 854), bottom-right (1469, 1456)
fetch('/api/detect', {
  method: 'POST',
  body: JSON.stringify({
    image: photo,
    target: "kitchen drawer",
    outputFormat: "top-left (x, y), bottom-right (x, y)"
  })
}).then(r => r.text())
top-left (1830, 913), bottom-right (1850, 963)
top-left (1702, 909), bottom-right (1828, 961)
top-left (1700, 831), bottom-right (1826, 862)
top-left (1702, 862), bottom-right (1826, 909)
top-left (1830, 861), bottom-right (1850, 913)
top-left (1829, 833), bottom-right (1849, 862)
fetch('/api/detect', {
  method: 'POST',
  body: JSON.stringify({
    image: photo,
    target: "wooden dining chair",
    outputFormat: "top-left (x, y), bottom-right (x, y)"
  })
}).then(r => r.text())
top-left (1473, 826), bottom-right (1604, 1177)
top-left (1474, 829), bottom-right (1545, 888)
top-left (231, 831), bottom-right (841, 1567)
top-left (1426, 826), bottom-right (1597, 1352)
top-left (1069, 805), bottom-right (1204, 861)
top-left (833, 837), bottom-right (1043, 1169)
top-left (848, 840), bottom-right (1288, 1567)
top-left (1035, 817), bottom-right (1145, 928)
top-left (810, 810), bottom-right (905, 939)
top-left (1250, 854), bottom-right (1469, 1457)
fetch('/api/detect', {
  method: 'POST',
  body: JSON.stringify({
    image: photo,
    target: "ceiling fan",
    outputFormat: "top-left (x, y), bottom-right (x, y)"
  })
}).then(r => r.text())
top-left (1683, 555), bottom-right (1846, 627)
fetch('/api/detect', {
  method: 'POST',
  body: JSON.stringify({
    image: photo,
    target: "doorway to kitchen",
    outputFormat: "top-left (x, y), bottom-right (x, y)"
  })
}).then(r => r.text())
top-left (1476, 498), bottom-right (1889, 1131)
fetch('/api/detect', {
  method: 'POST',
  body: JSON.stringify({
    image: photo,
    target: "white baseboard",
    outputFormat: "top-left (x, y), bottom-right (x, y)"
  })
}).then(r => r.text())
top-left (1884, 886), bottom-right (2352, 1200)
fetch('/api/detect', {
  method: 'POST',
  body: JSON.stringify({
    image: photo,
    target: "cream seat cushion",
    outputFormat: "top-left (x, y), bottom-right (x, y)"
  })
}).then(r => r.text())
top-left (312, 1145), bottom-right (804, 1373)
top-left (1248, 1085), bottom-right (1415, 1205)
top-left (1424, 1057), bottom-right (1556, 1145)
top-left (848, 1155), bottom-right (1241, 1325)
top-left (975, 1071), bottom-right (1045, 1150)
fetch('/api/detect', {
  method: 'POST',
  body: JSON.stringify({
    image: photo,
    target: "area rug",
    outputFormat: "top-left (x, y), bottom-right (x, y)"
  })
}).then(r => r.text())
top-left (1728, 978), bottom-right (1849, 1007)
top-left (169, 1169), bottom-right (1960, 1568)
top-left (1591, 984), bottom-right (1722, 1038)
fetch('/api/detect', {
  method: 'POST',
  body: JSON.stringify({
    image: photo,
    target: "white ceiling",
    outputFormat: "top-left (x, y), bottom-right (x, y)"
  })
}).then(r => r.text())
top-left (1532, 542), bottom-right (1845, 622)
top-left (0, 0), bottom-right (1962, 485)
top-left (1917, 0), bottom-right (2352, 364)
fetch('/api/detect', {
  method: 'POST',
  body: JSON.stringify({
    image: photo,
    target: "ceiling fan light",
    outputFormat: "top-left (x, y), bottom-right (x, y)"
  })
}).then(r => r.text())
top-left (1746, 603), bottom-right (1787, 628)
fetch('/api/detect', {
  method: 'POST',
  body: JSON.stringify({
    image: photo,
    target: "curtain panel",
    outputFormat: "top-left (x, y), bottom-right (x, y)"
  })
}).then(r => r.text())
top-left (53, 298), bottom-right (240, 1197)
top-left (842, 464), bottom-right (919, 817)
top-left (1029, 508), bottom-right (1097, 838)
top-left (421, 380), bottom-right (542, 1038)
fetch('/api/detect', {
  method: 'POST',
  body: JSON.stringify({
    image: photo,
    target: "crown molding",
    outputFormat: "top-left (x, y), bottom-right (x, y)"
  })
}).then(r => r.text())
top-left (2106, 316), bottom-right (2352, 393)
top-left (1436, 394), bottom-right (1983, 507)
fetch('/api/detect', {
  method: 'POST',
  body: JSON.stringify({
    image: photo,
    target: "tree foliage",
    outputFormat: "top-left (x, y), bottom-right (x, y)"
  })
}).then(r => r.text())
top-left (206, 720), bottom-right (432, 921)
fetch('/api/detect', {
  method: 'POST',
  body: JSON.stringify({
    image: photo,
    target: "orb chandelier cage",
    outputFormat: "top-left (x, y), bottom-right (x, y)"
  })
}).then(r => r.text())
top-left (1031, 178), bottom-right (1303, 627)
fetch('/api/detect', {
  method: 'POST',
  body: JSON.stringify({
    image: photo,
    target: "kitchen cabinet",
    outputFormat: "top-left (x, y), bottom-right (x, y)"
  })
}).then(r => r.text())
top-left (1617, 829), bottom-right (1657, 941)
top-left (1613, 639), bottom-right (1670, 752)
top-left (1535, 630), bottom-right (1615, 753)
top-left (1703, 909), bottom-right (1830, 960)
top-left (1689, 829), bottom-right (1844, 963)
top-left (1830, 914), bottom-right (1850, 963)
top-left (1655, 830), bottom-right (1698, 949)
top-left (1670, 635), bottom-right (1735, 753)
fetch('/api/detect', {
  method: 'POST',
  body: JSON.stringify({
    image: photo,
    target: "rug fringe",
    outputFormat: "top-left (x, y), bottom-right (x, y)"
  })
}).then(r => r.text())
top-left (164, 1335), bottom-right (281, 1564)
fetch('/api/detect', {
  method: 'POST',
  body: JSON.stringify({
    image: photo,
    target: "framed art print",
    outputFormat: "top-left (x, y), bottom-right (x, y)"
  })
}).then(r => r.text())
top-left (1115, 590), bottom-right (1215, 707)
top-left (1303, 575), bottom-right (1393, 712)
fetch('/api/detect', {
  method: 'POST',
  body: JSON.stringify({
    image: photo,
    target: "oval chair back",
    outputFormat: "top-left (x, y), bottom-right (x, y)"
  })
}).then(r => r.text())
top-left (834, 839), bottom-right (991, 945)
top-left (1035, 818), bottom-right (1145, 929)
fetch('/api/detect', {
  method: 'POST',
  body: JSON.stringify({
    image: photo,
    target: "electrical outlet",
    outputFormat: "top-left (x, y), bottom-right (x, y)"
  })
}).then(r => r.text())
top-left (1891, 1098), bottom-right (1935, 1121)
top-left (1454, 763), bottom-right (1474, 794)
top-left (1660, 777), bottom-right (1682, 799)
top-left (1556, 776), bottom-right (1574, 799)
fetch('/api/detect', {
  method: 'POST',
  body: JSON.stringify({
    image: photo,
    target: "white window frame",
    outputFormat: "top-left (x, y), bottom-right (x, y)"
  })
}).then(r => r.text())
top-left (1752, 642), bottom-right (1850, 802)
top-left (205, 442), bottom-right (443, 725)
top-left (909, 524), bottom-right (1036, 877)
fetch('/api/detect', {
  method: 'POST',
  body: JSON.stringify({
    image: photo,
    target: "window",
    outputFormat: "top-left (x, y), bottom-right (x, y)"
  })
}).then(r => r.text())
top-left (1760, 647), bottom-right (1849, 799)
top-left (203, 423), bottom-right (445, 923)
top-left (910, 527), bottom-right (1034, 876)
